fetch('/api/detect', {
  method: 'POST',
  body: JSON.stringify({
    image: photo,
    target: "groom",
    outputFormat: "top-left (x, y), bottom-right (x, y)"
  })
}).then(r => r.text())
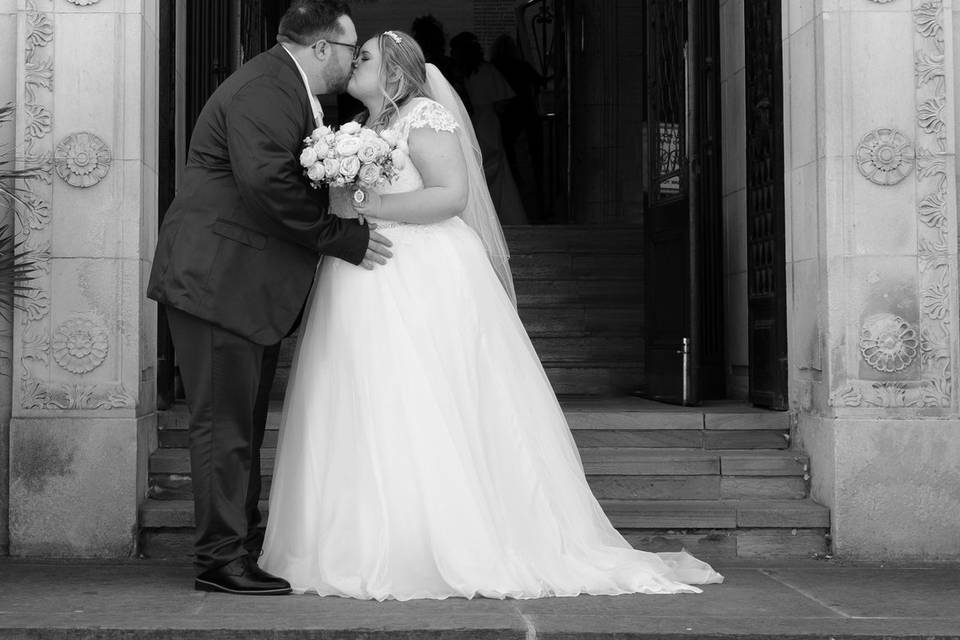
top-left (148, 0), bottom-right (389, 595)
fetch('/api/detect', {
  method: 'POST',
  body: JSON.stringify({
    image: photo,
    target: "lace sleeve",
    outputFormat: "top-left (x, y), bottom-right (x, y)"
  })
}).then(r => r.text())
top-left (406, 99), bottom-right (459, 134)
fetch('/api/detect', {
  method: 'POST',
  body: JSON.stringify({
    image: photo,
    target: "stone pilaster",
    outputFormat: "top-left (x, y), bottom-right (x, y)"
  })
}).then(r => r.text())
top-left (8, 0), bottom-right (157, 557)
top-left (787, 0), bottom-right (960, 560)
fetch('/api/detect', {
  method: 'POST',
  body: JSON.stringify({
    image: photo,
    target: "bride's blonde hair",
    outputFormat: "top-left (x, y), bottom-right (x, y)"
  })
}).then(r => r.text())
top-left (367, 31), bottom-right (429, 131)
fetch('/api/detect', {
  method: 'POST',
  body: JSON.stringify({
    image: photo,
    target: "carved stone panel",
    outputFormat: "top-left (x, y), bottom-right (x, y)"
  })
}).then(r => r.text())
top-left (831, 0), bottom-right (956, 410)
top-left (14, 1), bottom-right (132, 411)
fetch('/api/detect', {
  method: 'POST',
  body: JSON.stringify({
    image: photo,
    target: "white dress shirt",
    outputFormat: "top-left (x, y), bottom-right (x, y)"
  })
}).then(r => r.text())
top-left (281, 45), bottom-right (323, 125)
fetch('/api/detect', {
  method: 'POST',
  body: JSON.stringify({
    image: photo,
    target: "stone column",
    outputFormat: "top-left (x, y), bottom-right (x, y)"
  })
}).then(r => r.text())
top-left (787, 0), bottom-right (960, 559)
top-left (8, 0), bottom-right (157, 557)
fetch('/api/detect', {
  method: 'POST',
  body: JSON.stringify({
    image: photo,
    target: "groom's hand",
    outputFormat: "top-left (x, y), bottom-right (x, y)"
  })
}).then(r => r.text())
top-left (361, 229), bottom-right (393, 270)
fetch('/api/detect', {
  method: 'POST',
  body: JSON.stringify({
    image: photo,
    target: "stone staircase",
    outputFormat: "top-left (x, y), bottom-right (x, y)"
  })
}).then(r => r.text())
top-left (270, 225), bottom-right (645, 399)
top-left (139, 227), bottom-right (829, 560)
top-left (140, 399), bottom-right (829, 559)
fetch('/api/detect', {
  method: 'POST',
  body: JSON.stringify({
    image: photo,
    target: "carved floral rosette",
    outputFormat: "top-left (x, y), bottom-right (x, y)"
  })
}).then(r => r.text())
top-left (13, 2), bottom-right (132, 410)
top-left (856, 128), bottom-right (915, 185)
top-left (54, 132), bottom-right (112, 188)
top-left (832, 0), bottom-right (956, 410)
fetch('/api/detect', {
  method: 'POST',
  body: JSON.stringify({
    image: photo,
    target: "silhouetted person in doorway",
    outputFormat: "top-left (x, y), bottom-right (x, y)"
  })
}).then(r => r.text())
top-left (411, 14), bottom-right (471, 112)
top-left (491, 34), bottom-right (545, 222)
top-left (451, 31), bottom-right (527, 224)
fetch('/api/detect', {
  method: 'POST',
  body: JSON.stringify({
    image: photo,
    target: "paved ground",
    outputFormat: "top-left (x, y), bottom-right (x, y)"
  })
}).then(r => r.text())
top-left (1, 559), bottom-right (959, 639)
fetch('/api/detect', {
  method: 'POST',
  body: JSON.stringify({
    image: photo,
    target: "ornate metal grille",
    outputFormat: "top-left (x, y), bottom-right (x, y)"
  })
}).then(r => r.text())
top-left (648, 0), bottom-right (687, 203)
top-left (520, 0), bottom-right (558, 80)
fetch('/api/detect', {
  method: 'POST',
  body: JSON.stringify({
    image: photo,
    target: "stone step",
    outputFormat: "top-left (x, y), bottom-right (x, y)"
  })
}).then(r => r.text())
top-left (509, 253), bottom-right (643, 281)
top-left (270, 362), bottom-right (647, 400)
top-left (274, 334), bottom-right (644, 368)
top-left (158, 401), bottom-right (791, 431)
top-left (159, 426), bottom-right (788, 450)
top-left (150, 448), bottom-right (808, 479)
top-left (544, 364), bottom-right (646, 395)
top-left (537, 336), bottom-right (644, 362)
top-left (503, 226), bottom-right (644, 254)
top-left (149, 472), bottom-right (808, 503)
top-left (513, 279), bottom-right (643, 306)
top-left (572, 429), bottom-right (788, 449)
top-left (620, 527), bottom-right (829, 559)
top-left (139, 524), bottom-right (829, 561)
top-left (139, 497), bottom-right (829, 557)
top-left (138, 498), bottom-right (830, 531)
top-left (158, 403), bottom-right (792, 444)
top-left (575, 449), bottom-right (808, 476)
top-left (275, 308), bottom-right (644, 356)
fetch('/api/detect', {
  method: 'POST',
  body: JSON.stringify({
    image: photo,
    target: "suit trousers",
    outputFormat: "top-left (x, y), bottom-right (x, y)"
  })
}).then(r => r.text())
top-left (165, 306), bottom-right (280, 573)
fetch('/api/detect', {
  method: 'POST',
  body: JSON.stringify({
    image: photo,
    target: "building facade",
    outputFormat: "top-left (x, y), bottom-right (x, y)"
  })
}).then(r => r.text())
top-left (0, 0), bottom-right (958, 560)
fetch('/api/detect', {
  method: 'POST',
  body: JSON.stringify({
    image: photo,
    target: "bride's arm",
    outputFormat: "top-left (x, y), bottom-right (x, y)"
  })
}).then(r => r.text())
top-left (353, 126), bottom-right (468, 224)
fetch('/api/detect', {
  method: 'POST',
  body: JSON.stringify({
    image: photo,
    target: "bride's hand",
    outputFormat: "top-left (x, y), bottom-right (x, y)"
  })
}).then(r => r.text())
top-left (352, 189), bottom-right (382, 219)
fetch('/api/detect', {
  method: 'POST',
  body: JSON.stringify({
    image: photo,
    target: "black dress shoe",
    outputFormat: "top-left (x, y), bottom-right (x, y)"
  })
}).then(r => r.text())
top-left (194, 557), bottom-right (292, 595)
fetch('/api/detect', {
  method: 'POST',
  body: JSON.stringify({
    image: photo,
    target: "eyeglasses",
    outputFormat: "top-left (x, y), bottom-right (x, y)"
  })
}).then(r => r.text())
top-left (313, 39), bottom-right (360, 60)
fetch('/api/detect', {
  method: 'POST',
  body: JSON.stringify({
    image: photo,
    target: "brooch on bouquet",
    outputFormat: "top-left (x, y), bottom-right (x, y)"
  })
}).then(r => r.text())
top-left (299, 121), bottom-right (405, 204)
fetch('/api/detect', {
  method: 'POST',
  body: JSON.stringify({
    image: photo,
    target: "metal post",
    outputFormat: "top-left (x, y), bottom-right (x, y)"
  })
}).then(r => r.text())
top-left (679, 337), bottom-right (691, 405)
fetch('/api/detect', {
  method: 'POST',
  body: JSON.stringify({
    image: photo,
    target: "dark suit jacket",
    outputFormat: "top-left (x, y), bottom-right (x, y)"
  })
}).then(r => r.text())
top-left (148, 45), bottom-right (368, 345)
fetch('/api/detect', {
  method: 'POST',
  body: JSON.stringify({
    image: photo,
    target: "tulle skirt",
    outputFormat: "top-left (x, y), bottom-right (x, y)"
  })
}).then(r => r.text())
top-left (258, 216), bottom-right (723, 600)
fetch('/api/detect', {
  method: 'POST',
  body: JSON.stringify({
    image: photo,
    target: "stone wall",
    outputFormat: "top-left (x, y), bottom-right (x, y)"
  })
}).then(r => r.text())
top-left (788, 0), bottom-right (960, 560)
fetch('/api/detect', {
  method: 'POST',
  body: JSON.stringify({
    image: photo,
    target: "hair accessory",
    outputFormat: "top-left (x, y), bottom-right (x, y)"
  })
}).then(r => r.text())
top-left (384, 30), bottom-right (402, 45)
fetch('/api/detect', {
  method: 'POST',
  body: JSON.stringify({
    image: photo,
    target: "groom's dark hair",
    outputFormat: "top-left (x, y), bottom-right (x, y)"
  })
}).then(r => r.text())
top-left (277, 0), bottom-right (351, 46)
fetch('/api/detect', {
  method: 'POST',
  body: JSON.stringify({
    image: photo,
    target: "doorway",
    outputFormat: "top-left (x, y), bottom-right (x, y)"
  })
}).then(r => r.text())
top-left (157, 0), bottom-right (786, 406)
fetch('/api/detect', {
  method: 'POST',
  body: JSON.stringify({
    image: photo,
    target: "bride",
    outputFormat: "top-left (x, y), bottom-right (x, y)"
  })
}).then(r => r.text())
top-left (258, 30), bottom-right (723, 600)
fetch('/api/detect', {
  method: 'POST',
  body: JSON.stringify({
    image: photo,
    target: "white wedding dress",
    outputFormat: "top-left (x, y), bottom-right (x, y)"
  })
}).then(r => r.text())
top-left (258, 98), bottom-right (723, 600)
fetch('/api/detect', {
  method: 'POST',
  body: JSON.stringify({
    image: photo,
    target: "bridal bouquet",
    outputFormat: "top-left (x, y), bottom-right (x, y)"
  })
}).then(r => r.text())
top-left (299, 121), bottom-right (404, 203)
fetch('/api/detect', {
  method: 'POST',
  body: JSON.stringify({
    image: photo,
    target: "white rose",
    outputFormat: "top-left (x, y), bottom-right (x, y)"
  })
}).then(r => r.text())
top-left (313, 141), bottom-right (330, 158)
top-left (311, 125), bottom-right (332, 141)
top-left (358, 127), bottom-right (379, 142)
top-left (306, 163), bottom-right (326, 182)
top-left (299, 146), bottom-right (318, 168)
top-left (339, 155), bottom-right (361, 180)
top-left (390, 149), bottom-right (406, 170)
top-left (335, 135), bottom-right (362, 156)
top-left (323, 157), bottom-right (341, 177)
top-left (324, 132), bottom-right (336, 145)
top-left (357, 141), bottom-right (380, 164)
top-left (339, 121), bottom-right (362, 135)
top-left (358, 162), bottom-right (382, 187)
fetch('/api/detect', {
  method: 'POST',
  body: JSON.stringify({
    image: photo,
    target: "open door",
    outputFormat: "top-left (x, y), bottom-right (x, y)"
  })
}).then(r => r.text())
top-left (643, 0), bottom-right (723, 405)
top-left (745, 0), bottom-right (788, 409)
